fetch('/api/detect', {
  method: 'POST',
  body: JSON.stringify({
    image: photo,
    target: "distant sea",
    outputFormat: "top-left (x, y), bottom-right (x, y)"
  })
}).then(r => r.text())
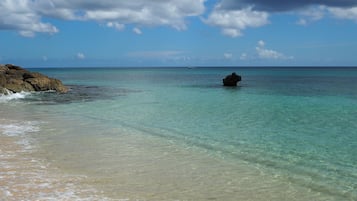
top-left (1, 67), bottom-right (356, 200)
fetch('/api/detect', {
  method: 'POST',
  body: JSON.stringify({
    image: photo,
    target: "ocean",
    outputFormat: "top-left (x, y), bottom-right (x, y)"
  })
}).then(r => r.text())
top-left (0, 67), bottom-right (356, 200)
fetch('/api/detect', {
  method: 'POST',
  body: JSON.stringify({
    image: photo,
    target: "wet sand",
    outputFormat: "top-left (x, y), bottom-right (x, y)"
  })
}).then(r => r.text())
top-left (0, 125), bottom-right (108, 200)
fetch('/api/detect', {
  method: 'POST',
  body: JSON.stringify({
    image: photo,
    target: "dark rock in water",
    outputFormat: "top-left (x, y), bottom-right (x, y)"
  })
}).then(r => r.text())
top-left (223, 72), bottom-right (242, 86)
top-left (0, 64), bottom-right (68, 94)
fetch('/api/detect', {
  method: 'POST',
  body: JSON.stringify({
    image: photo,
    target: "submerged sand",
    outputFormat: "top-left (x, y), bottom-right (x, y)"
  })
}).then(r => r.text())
top-left (0, 118), bottom-right (341, 201)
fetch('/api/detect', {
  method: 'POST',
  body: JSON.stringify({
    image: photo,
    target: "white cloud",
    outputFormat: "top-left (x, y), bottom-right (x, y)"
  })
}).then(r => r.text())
top-left (256, 47), bottom-right (283, 59)
top-left (106, 22), bottom-right (125, 31)
top-left (205, 5), bottom-right (269, 37)
top-left (217, 0), bottom-right (357, 13)
top-left (205, 1), bottom-right (357, 37)
top-left (258, 40), bottom-right (265, 47)
top-left (222, 28), bottom-right (242, 38)
top-left (0, 0), bottom-right (58, 37)
top-left (296, 6), bottom-right (326, 25)
top-left (240, 53), bottom-right (248, 60)
top-left (328, 6), bottom-right (357, 22)
top-left (255, 40), bottom-right (293, 60)
top-left (0, 0), bottom-right (205, 37)
top-left (224, 53), bottom-right (233, 59)
top-left (4, 0), bottom-right (357, 39)
top-left (296, 18), bottom-right (308, 25)
top-left (294, 5), bottom-right (357, 25)
top-left (77, 52), bottom-right (85, 60)
top-left (35, 0), bottom-right (206, 30)
top-left (133, 27), bottom-right (142, 35)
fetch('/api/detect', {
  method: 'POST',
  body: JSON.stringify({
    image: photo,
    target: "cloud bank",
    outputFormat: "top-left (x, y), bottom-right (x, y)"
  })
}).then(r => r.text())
top-left (218, 0), bottom-right (357, 12)
top-left (0, 0), bottom-right (58, 37)
top-left (2, 0), bottom-right (357, 38)
top-left (206, 0), bottom-right (357, 37)
top-left (0, 0), bottom-right (205, 37)
top-left (204, 5), bottom-right (269, 37)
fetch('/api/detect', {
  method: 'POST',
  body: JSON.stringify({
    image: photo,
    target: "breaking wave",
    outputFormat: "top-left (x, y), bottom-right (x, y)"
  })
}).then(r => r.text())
top-left (0, 89), bottom-right (31, 102)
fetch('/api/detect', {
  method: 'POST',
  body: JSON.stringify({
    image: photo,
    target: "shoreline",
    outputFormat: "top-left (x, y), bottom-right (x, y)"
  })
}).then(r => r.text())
top-left (0, 114), bottom-right (350, 200)
top-left (32, 120), bottom-right (339, 201)
top-left (0, 117), bottom-right (329, 201)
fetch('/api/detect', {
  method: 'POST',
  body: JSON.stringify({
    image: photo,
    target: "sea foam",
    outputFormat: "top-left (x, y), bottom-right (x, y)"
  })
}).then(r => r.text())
top-left (0, 121), bottom-right (40, 137)
top-left (0, 120), bottom-right (41, 151)
top-left (0, 89), bottom-right (30, 102)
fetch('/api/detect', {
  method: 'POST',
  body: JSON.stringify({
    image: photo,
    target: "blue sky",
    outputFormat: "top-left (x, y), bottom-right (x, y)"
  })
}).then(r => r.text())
top-left (1, 0), bottom-right (357, 67)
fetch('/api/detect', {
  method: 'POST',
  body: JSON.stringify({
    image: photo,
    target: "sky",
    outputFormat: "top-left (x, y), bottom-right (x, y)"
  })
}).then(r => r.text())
top-left (1, 0), bottom-right (357, 67)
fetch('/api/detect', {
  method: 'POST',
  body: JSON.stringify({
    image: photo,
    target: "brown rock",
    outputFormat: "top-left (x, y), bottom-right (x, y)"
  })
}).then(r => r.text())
top-left (50, 79), bottom-right (68, 93)
top-left (5, 78), bottom-right (35, 92)
top-left (0, 74), bottom-right (6, 86)
top-left (0, 65), bottom-right (9, 73)
top-left (0, 64), bottom-right (68, 94)
top-left (5, 64), bottom-right (24, 70)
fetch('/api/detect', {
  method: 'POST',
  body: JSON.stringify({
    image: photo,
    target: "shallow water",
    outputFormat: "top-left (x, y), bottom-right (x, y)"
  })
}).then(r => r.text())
top-left (1, 67), bottom-right (356, 200)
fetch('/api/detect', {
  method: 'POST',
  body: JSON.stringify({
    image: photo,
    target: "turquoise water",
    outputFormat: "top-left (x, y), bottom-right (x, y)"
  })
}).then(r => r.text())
top-left (1, 67), bottom-right (357, 200)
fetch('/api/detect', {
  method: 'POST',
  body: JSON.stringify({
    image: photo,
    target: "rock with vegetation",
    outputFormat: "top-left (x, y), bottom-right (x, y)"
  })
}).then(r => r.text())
top-left (0, 64), bottom-right (68, 94)
top-left (223, 72), bottom-right (242, 87)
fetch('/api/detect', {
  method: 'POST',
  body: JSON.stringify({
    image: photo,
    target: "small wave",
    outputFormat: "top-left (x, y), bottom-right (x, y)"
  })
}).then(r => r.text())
top-left (0, 90), bottom-right (31, 102)
top-left (0, 121), bottom-right (40, 137)
top-left (0, 120), bottom-right (41, 151)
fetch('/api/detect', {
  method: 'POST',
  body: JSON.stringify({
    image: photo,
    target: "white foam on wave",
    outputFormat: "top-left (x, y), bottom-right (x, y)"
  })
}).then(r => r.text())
top-left (0, 89), bottom-right (31, 102)
top-left (0, 121), bottom-right (40, 137)
top-left (0, 120), bottom-right (41, 151)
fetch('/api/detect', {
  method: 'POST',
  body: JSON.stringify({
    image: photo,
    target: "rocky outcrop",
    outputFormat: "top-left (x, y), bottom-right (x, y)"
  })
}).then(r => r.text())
top-left (0, 64), bottom-right (68, 94)
top-left (223, 72), bottom-right (242, 87)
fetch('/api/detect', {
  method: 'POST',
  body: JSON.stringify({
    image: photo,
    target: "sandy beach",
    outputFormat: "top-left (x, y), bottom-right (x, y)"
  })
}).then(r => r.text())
top-left (0, 119), bottom-right (108, 200)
